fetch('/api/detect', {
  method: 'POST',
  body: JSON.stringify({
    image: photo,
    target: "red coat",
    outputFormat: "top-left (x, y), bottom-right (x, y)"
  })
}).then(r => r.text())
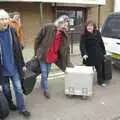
top-left (45, 31), bottom-right (63, 63)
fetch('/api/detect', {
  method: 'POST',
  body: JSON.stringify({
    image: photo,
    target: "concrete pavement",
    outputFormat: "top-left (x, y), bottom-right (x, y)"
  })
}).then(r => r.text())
top-left (6, 48), bottom-right (120, 120)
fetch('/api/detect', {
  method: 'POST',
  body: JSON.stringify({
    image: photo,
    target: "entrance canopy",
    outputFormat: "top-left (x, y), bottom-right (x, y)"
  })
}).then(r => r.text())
top-left (0, 0), bottom-right (106, 6)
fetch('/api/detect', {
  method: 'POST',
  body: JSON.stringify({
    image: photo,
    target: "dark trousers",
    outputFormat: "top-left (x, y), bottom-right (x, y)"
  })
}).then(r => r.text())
top-left (2, 79), bottom-right (12, 103)
top-left (3, 72), bottom-right (26, 112)
top-left (95, 62), bottom-right (105, 85)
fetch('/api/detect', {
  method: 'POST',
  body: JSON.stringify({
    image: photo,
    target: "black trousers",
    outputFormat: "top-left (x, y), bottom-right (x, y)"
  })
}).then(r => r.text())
top-left (95, 61), bottom-right (105, 85)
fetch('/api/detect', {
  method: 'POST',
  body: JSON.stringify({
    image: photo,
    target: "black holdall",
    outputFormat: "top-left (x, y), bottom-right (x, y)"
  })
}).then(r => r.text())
top-left (22, 69), bottom-right (37, 95)
top-left (104, 55), bottom-right (112, 81)
top-left (26, 57), bottom-right (41, 76)
top-left (0, 89), bottom-right (10, 120)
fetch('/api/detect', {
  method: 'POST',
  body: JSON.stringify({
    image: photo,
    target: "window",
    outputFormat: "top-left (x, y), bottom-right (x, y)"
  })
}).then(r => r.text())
top-left (56, 10), bottom-right (83, 27)
top-left (101, 15), bottom-right (120, 39)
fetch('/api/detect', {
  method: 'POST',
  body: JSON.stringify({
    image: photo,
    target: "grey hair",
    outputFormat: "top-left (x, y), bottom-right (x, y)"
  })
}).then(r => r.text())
top-left (54, 15), bottom-right (69, 27)
top-left (0, 9), bottom-right (9, 19)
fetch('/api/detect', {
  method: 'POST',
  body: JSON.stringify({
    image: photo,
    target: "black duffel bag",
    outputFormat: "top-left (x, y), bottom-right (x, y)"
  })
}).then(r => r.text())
top-left (0, 90), bottom-right (9, 120)
top-left (104, 55), bottom-right (112, 80)
top-left (26, 57), bottom-right (41, 76)
top-left (21, 69), bottom-right (37, 95)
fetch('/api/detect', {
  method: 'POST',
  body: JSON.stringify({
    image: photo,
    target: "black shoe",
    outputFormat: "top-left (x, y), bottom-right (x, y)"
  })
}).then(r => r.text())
top-left (97, 82), bottom-right (107, 87)
top-left (20, 111), bottom-right (31, 117)
top-left (9, 103), bottom-right (17, 111)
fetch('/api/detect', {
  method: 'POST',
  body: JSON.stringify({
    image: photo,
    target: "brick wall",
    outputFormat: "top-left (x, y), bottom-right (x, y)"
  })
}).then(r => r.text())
top-left (87, 0), bottom-right (114, 28)
top-left (0, 2), bottom-right (54, 48)
top-left (0, 1), bottom-right (114, 47)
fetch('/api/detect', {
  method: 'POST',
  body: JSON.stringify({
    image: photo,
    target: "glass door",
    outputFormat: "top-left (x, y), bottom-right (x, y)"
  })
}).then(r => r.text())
top-left (56, 10), bottom-right (84, 27)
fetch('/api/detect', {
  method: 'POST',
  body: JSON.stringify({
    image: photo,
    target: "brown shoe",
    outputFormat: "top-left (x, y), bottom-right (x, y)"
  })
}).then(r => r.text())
top-left (44, 91), bottom-right (50, 99)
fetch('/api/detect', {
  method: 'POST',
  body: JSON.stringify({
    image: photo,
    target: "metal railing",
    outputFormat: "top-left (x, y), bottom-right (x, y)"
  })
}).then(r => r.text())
top-left (68, 32), bottom-right (81, 54)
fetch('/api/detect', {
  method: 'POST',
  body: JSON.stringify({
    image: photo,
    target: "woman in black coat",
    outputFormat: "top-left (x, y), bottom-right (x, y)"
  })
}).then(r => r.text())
top-left (80, 20), bottom-right (106, 87)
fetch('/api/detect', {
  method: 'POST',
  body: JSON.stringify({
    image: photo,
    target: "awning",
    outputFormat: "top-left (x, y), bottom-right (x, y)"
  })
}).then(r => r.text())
top-left (0, 0), bottom-right (106, 5)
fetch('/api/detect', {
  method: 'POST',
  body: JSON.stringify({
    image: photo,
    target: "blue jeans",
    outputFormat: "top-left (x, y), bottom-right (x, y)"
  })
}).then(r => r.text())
top-left (39, 60), bottom-right (51, 92)
top-left (3, 71), bottom-right (26, 112)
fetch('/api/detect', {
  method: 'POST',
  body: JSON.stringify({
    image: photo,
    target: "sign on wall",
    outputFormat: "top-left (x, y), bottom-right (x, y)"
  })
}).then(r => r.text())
top-left (0, 0), bottom-right (106, 5)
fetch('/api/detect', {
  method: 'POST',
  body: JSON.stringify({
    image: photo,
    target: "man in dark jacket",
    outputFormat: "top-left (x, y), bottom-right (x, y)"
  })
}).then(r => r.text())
top-left (34, 15), bottom-right (73, 99)
top-left (0, 9), bottom-right (30, 117)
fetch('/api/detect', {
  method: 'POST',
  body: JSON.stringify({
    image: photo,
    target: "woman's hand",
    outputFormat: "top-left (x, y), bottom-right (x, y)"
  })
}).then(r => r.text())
top-left (22, 66), bottom-right (27, 72)
top-left (83, 55), bottom-right (88, 60)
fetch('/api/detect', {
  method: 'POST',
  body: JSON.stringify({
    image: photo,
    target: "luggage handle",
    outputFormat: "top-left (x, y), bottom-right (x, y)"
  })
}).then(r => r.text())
top-left (76, 64), bottom-right (96, 71)
top-left (116, 42), bottom-right (120, 45)
top-left (68, 87), bottom-right (75, 94)
top-left (82, 88), bottom-right (88, 95)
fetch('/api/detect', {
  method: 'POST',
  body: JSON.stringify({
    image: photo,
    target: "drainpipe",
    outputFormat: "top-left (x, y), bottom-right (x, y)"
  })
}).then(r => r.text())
top-left (97, 5), bottom-right (101, 30)
top-left (84, 8), bottom-right (88, 22)
top-left (53, 3), bottom-right (57, 20)
top-left (40, 2), bottom-right (43, 25)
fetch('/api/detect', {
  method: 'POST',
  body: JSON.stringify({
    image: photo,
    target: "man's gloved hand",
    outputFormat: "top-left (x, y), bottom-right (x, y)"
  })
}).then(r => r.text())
top-left (83, 55), bottom-right (88, 60)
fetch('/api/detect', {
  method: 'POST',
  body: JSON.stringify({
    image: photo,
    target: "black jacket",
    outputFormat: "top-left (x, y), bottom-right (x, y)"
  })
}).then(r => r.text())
top-left (10, 27), bottom-right (25, 79)
top-left (80, 30), bottom-right (106, 66)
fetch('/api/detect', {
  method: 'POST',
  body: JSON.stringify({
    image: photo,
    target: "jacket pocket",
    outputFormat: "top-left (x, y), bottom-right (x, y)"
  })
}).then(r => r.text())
top-left (36, 47), bottom-right (43, 60)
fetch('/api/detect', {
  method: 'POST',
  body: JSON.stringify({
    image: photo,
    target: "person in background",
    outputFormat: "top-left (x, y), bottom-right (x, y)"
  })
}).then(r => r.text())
top-left (80, 20), bottom-right (107, 87)
top-left (9, 11), bottom-right (24, 49)
top-left (0, 9), bottom-right (30, 117)
top-left (34, 15), bottom-right (73, 99)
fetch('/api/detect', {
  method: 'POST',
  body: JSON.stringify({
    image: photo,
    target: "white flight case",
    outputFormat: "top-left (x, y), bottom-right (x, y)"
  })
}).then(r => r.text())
top-left (65, 66), bottom-right (94, 98)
